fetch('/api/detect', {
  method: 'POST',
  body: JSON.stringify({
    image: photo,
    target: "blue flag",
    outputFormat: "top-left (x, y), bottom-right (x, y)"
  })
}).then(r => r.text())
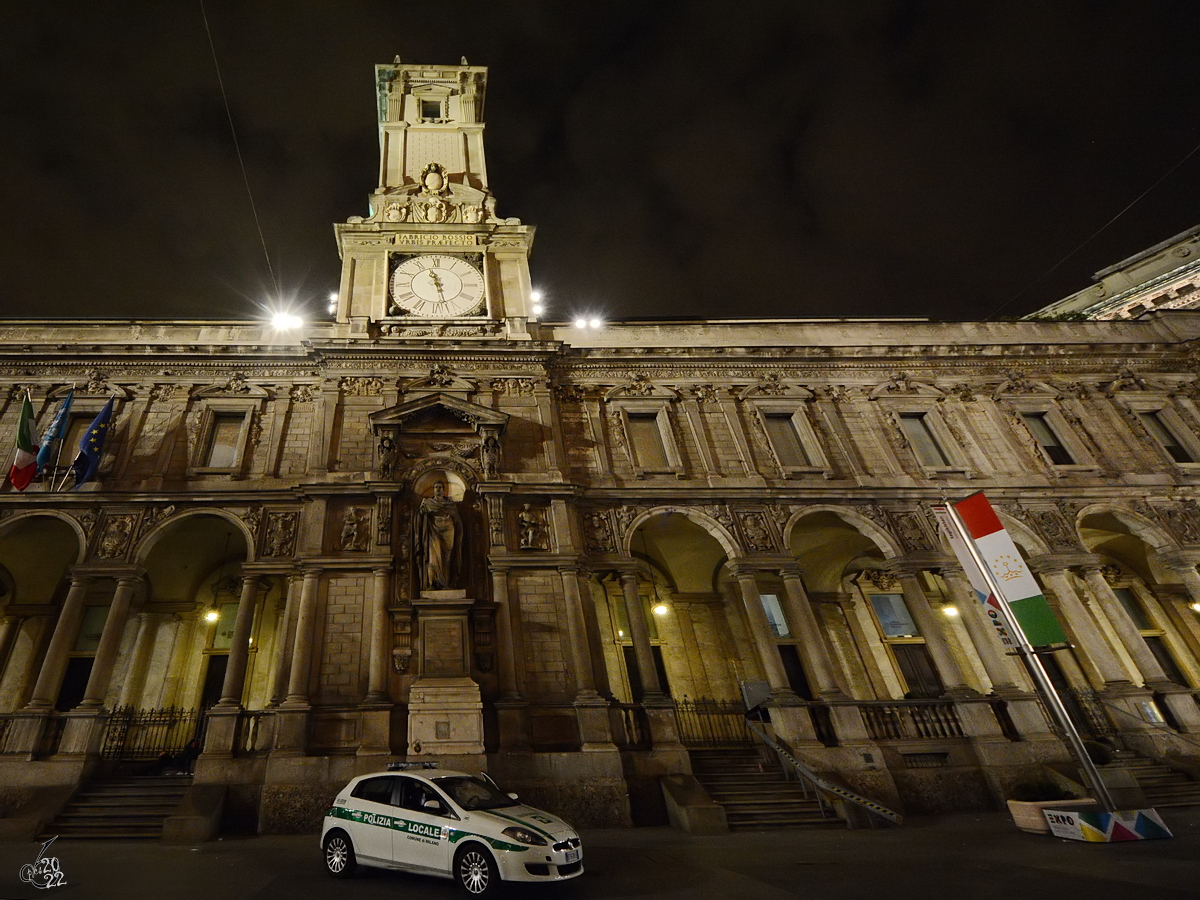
top-left (35, 389), bottom-right (74, 473)
top-left (71, 397), bottom-right (115, 489)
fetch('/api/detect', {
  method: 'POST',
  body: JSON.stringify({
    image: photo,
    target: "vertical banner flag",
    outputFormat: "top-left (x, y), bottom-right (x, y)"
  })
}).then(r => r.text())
top-left (950, 492), bottom-right (1068, 647)
top-left (35, 389), bottom-right (73, 475)
top-left (931, 504), bottom-right (1015, 648)
top-left (8, 392), bottom-right (39, 491)
top-left (70, 397), bottom-right (115, 489)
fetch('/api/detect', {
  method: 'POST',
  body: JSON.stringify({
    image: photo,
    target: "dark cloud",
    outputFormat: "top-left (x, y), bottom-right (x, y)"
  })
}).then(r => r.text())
top-left (1, 1), bottom-right (1198, 322)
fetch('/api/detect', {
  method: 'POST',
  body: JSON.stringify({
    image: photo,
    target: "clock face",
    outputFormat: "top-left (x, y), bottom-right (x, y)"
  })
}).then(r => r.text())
top-left (389, 255), bottom-right (485, 317)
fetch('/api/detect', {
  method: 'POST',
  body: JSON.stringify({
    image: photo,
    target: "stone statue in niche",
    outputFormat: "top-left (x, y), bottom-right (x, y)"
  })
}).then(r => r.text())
top-left (415, 481), bottom-right (463, 591)
top-left (517, 504), bottom-right (548, 550)
top-left (378, 435), bottom-right (397, 481)
top-left (481, 432), bottom-right (500, 479)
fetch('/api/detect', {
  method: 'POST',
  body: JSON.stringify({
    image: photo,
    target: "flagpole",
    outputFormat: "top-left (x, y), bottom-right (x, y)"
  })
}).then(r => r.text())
top-left (941, 501), bottom-right (1117, 811)
top-left (47, 384), bottom-right (75, 492)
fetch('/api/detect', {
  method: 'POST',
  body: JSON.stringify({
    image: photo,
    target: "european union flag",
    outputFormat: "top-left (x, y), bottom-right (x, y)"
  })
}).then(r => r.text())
top-left (71, 397), bottom-right (115, 489)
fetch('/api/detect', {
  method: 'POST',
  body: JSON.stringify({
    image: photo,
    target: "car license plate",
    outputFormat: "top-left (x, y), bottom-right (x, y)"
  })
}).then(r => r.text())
top-left (565, 848), bottom-right (580, 864)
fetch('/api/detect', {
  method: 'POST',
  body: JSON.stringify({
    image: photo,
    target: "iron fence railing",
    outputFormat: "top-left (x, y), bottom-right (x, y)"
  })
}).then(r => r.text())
top-left (673, 698), bottom-right (756, 747)
top-left (100, 706), bottom-right (204, 761)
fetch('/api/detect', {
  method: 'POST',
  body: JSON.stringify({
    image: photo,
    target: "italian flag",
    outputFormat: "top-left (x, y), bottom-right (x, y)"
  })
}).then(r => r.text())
top-left (8, 392), bottom-right (39, 491)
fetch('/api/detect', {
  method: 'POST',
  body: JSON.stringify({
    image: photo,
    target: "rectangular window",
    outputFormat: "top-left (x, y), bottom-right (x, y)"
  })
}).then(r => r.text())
top-left (626, 413), bottom-right (670, 470)
top-left (209, 602), bottom-right (239, 650)
top-left (205, 414), bottom-right (244, 468)
top-left (73, 606), bottom-right (109, 652)
top-left (1112, 587), bottom-right (1152, 631)
top-left (898, 414), bottom-right (949, 467)
top-left (1138, 411), bottom-right (1194, 463)
top-left (420, 99), bottom-right (442, 118)
top-left (759, 593), bottom-right (790, 638)
top-left (1021, 412), bottom-right (1074, 465)
top-left (870, 593), bottom-right (920, 638)
top-left (763, 414), bottom-right (811, 467)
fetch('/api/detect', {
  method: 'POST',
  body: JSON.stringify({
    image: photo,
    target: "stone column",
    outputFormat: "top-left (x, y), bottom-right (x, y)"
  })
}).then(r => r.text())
top-left (732, 570), bottom-right (792, 694)
top-left (0, 614), bottom-right (22, 687)
top-left (1081, 565), bottom-right (1168, 685)
top-left (893, 568), bottom-right (972, 695)
top-left (364, 566), bottom-right (392, 702)
top-left (217, 575), bottom-right (263, 707)
top-left (1034, 566), bottom-right (1131, 686)
top-left (940, 567), bottom-right (1025, 691)
top-left (491, 567), bottom-right (521, 701)
top-left (267, 575), bottom-right (300, 707)
top-left (561, 566), bottom-right (614, 749)
top-left (560, 566), bottom-right (599, 698)
top-left (577, 571), bottom-right (614, 698)
top-left (283, 569), bottom-right (321, 705)
top-left (779, 568), bottom-right (846, 698)
top-left (618, 570), bottom-right (664, 699)
top-left (1158, 566), bottom-right (1200, 663)
top-left (78, 574), bottom-right (139, 708)
top-left (25, 575), bottom-right (91, 708)
top-left (731, 566), bottom-right (817, 747)
top-left (117, 613), bottom-right (158, 708)
top-left (274, 568), bottom-right (321, 754)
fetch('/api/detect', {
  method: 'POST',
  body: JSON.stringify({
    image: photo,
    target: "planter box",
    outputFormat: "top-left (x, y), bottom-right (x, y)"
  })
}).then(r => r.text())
top-left (1006, 798), bottom-right (1097, 834)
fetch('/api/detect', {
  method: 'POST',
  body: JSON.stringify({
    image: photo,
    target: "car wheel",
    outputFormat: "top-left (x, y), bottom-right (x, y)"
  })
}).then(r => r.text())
top-left (455, 844), bottom-right (501, 897)
top-left (323, 830), bottom-right (357, 879)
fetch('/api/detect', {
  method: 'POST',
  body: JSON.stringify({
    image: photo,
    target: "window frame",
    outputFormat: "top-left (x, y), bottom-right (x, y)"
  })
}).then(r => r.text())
top-left (1121, 398), bottom-right (1200, 471)
top-left (885, 404), bottom-right (969, 477)
top-left (749, 400), bottom-right (830, 477)
top-left (188, 400), bottom-right (258, 478)
top-left (1007, 399), bottom-right (1098, 474)
top-left (615, 400), bottom-right (684, 478)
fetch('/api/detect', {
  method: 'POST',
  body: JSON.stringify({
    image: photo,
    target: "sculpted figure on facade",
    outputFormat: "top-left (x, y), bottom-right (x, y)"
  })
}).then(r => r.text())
top-left (518, 504), bottom-right (548, 550)
top-left (378, 435), bottom-right (397, 480)
top-left (415, 481), bottom-right (463, 591)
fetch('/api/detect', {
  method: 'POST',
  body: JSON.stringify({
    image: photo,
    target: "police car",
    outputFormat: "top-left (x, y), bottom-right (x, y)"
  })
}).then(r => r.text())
top-left (321, 763), bottom-right (583, 896)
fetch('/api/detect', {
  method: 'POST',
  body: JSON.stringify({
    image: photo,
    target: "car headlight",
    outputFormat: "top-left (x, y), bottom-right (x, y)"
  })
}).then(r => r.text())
top-left (502, 826), bottom-right (547, 846)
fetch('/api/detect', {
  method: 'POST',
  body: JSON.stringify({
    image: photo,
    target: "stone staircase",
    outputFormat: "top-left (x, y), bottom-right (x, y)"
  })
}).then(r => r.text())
top-left (689, 747), bottom-right (844, 830)
top-left (42, 774), bottom-right (191, 839)
top-left (1109, 751), bottom-right (1200, 808)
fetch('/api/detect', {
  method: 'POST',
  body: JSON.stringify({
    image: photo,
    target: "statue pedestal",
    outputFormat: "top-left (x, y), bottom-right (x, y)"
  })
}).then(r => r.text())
top-left (408, 678), bottom-right (484, 755)
top-left (407, 590), bottom-right (484, 756)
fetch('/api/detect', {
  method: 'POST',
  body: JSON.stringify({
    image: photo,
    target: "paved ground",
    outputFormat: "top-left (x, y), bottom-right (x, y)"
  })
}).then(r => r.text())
top-left (1, 807), bottom-right (1198, 900)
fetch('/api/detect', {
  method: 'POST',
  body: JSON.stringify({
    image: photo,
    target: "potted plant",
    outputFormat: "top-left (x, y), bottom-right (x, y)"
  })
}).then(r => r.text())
top-left (1006, 782), bottom-right (1097, 834)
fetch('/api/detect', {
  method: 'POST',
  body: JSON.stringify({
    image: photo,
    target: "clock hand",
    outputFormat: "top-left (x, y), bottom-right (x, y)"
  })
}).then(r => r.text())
top-left (428, 270), bottom-right (446, 299)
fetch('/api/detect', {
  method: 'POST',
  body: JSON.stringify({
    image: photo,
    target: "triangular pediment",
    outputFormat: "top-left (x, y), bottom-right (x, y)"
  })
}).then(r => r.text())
top-left (369, 392), bottom-right (507, 434)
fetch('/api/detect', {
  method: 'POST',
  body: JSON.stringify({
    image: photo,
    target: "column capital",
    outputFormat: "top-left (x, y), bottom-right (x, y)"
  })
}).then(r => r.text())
top-left (1158, 550), bottom-right (1200, 571)
top-left (727, 562), bottom-right (762, 581)
top-left (778, 565), bottom-right (805, 581)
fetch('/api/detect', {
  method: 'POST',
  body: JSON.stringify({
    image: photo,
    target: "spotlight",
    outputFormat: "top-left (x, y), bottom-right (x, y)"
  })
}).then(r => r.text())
top-left (272, 311), bottom-right (303, 330)
top-left (574, 317), bottom-right (588, 328)
top-left (1191, 602), bottom-right (1200, 613)
top-left (204, 609), bottom-right (219, 623)
top-left (531, 289), bottom-right (543, 302)
top-left (942, 606), bottom-right (959, 617)
top-left (652, 604), bottom-right (668, 617)
top-left (531, 303), bottom-right (545, 315)
top-left (589, 317), bottom-right (602, 329)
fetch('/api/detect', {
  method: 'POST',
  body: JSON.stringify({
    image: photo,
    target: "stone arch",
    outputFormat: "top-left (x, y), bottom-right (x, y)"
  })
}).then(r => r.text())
top-left (783, 505), bottom-right (902, 560)
top-left (400, 456), bottom-right (480, 494)
top-left (621, 506), bottom-right (740, 560)
top-left (0, 509), bottom-right (88, 552)
top-left (136, 507), bottom-right (257, 565)
top-left (1075, 503), bottom-right (1178, 554)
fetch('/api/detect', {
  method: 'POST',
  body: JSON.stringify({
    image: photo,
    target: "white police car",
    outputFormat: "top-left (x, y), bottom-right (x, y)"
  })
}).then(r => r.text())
top-left (321, 763), bottom-right (583, 896)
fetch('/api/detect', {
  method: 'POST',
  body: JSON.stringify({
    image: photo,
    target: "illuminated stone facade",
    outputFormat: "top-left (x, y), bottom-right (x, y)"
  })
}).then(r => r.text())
top-left (2, 60), bottom-right (1200, 836)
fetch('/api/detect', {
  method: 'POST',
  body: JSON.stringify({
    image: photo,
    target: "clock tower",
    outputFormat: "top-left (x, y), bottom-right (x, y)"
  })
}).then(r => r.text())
top-left (333, 58), bottom-right (536, 335)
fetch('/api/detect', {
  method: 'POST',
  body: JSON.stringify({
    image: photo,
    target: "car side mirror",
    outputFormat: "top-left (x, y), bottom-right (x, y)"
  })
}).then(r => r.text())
top-left (423, 799), bottom-right (444, 812)
top-left (507, 792), bottom-right (518, 801)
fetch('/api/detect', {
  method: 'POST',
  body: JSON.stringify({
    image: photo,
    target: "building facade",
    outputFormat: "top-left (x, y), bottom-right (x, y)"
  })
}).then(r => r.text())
top-left (2, 59), bottom-right (1200, 835)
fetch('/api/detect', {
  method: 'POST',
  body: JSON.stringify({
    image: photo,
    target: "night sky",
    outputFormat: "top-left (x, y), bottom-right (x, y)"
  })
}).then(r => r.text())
top-left (3, 1), bottom-right (1199, 324)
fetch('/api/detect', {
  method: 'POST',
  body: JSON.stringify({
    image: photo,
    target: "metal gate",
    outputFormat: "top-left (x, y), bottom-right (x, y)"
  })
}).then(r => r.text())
top-left (100, 706), bottom-right (203, 761)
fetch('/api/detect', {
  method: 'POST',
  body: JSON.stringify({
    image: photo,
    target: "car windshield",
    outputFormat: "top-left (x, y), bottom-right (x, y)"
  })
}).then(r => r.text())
top-left (433, 775), bottom-right (518, 811)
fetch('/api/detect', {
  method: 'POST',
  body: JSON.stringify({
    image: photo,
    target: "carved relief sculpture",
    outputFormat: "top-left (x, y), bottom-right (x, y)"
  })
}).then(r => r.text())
top-left (517, 504), bottom-right (549, 550)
